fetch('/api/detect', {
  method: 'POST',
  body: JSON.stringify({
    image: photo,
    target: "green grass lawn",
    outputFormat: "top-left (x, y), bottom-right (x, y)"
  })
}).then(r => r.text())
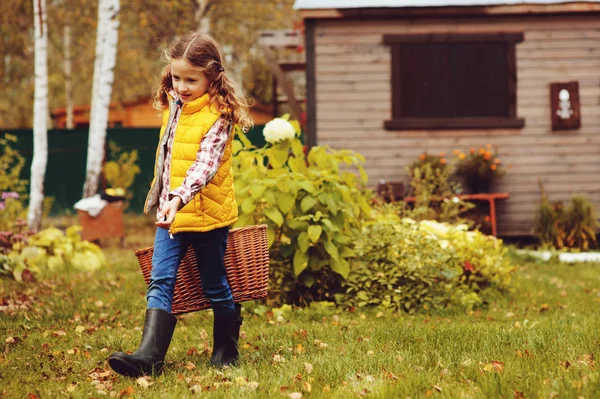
top-left (1, 216), bottom-right (599, 398)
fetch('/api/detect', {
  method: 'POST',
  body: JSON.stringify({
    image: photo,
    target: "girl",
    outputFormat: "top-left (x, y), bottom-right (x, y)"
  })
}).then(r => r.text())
top-left (108, 31), bottom-right (252, 377)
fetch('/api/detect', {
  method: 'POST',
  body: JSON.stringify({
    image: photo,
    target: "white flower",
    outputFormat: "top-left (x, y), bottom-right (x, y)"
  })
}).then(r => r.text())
top-left (263, 118), bottom-right (296, 144)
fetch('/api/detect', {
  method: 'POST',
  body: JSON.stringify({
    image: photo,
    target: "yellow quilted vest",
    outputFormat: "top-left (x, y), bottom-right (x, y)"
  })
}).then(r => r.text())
top-left (144, 93), bottom-right (238, 233)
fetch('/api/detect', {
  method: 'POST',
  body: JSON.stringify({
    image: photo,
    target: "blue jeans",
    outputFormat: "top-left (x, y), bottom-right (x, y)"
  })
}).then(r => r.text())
top-left (146, 226), bottom-right (235, 316)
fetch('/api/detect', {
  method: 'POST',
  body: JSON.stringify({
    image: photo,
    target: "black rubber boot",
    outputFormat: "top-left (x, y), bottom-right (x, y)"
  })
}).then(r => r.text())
top-left (210, 303), bottom-right (243, 367)
top-left (108, 308), bottom-right (177, 377)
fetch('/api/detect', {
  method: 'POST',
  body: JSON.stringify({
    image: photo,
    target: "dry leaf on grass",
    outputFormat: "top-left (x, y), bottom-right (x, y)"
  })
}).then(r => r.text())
top-left (304, 362), bottom-right (313, 374)
top-left (136, 376), bottom-right (154, 388)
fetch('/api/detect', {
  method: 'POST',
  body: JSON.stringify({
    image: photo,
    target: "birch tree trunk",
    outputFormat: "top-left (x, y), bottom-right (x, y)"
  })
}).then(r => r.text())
top-left (64, 25), bottom-right (74, 129)
top-left (28, 0), bottom-right (49, 232)
top-left (195, 0), bottom-right (211, 34)
top-left (83, 0), bottom-right (120, 198)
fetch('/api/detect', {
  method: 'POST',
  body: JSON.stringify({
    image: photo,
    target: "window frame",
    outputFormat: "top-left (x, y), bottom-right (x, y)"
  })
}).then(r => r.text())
top-left (383, 33), bottom-right (525, 130)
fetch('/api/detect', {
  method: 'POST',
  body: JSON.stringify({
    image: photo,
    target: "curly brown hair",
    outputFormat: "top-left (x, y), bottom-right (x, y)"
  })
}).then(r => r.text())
top-left (153, 31), bottom-right (253, 131)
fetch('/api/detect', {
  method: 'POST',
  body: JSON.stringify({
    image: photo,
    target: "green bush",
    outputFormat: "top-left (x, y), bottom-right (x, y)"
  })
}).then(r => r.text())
top-left (0, 134), bottom-right (28, 231)
top-left (341, 214), bottom-right (515, 313)
top-left (233, 116), bottom-right (372, 304)
top-left (533, 185), bottom-right (597, 250)
top-left (405, 163), bottom-right (473, 225)
top-left (4, 227), bottom-right (105, 281)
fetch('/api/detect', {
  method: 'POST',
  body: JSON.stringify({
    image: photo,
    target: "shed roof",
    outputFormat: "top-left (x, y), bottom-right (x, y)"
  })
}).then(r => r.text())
top-left (294, 0), bottom-right (600, 9)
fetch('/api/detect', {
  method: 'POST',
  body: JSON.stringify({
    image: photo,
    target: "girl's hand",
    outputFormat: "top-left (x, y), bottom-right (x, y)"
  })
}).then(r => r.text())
top-left (156, 196), bottom-right (182, 228)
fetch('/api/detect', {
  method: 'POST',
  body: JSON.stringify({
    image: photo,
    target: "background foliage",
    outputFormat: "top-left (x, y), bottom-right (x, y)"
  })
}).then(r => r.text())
top-left (0, 0), bottom-right (298, 128)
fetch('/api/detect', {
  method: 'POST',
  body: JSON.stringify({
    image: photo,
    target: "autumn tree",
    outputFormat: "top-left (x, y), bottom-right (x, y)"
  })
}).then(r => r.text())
top-left (28, 0), bottom-right (49, 231)
top-left (83, 0), bottom-right (120, 198)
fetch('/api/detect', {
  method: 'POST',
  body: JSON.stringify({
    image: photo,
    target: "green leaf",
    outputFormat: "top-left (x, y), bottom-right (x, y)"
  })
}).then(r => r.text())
top-left (321, 218), bottom-right (340, 232)
top-left (291, 138), bottom-right (304, 156)
top-left (330, 257), bottom-right (349, 279)
top-left (277, 192), bottom-right (295, 214)
top-left (270, 147), bottom-right (289, 168)
top-left (232, 140), bottom-right (243, 154)
top-left (298, 180), bottom-right (315, 193)
top-left (301, 196), bottom-right (317, 213)
top-left (267, 227), bottom-right (276, 248)
top-left (288, 156), bottom-right (307, 173)
top-left (307, 225), bottom-right (322, 243)
top-left (249, 184), bottom-right (267, 200)
top-left (293, 249), bottom-right (309, 276)
top-left (324, 240), bottom-right (340, 261)
top-left (287, 218), bottom-right (310, 231)
top-left (297, 232), bottom-right (310, 252)
top-left (241, 197), bottom-right (256, 214)
top-left (301, 274), bottom-right (316, 287)
top-left (264, 206), bottom-right (284, 227)
top-left (276, 179), bottom-right (290, 193)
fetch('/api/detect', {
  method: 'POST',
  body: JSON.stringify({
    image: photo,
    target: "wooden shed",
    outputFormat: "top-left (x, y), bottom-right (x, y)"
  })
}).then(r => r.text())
top-left (294, 0), bottom-right (600, 236)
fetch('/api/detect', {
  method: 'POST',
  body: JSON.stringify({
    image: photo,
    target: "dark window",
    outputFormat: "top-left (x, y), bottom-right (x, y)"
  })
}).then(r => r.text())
top-left (383, 33), bottom-right (525, 130)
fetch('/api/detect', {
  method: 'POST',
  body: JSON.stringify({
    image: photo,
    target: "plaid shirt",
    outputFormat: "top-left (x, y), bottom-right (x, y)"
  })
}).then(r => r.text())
top-left (157, 100), bottom-right (232, 216)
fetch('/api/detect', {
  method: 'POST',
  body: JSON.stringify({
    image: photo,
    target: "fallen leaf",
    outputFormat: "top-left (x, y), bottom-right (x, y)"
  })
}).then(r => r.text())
top-left (367, 350), bottom-right (374, 357)
top-left (560, 360), bottom-right (571, 369)
top-left (273, 354), bottom-right (285, 364)
top-left (53, 330), bottom-right (67, 337)
top-left (183, 362), bottom-right (196, 371)
top-left (235, 376), bottom-right (247, 386)
top-left (303, 382), bottom-right (312, 392)
top-left (66, 382), bottom-right (78, 393)
top-left (189, 385), bottom-right (202, 393)
top-left (304, 363), bottom-right (313, 374)
top-left (289, 392), bottom-right (302, 399)
top-left (434, 385), bottom-right (442, 392)
top-left (245, 381), bottom-right (259, 390)
top-left (492, 361), bottom-right (504, 372)
top-left (136, 376), bottom-right (153, 388)
top-left (118, 386), bottom-right (134, 396)
top-left (5, 336), bottom-right (16, 344)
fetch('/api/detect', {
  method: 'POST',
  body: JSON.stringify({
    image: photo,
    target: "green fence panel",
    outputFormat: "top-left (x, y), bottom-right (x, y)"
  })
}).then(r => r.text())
top-left (3, 124), bottom-right (270, 215)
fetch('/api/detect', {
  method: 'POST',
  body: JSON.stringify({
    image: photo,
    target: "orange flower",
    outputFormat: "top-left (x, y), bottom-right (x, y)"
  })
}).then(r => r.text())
top-left (439, 152), bottom-right (446, 157)
top-left (491, 164), bottom-right (497, 170)
top-left (440, 158), bottom-right (447, 164)
top-left (470, 148), bottom-right (476, 154)
top-left (495, 159), bottom-right (501, 164)
top-left (453, 149), bottom-right (460, 155)
top-left (419, 154), bottom-right (426, 161)
top-left (484, 216), bottom-right (491, 221)
top-left (479, 148), bottom-right (485, 155)
top-left (459, 153), bottom-right (466, 160)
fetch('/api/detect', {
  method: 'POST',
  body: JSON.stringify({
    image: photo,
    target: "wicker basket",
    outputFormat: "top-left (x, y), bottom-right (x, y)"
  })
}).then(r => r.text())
top-left (136, 224), bottom-right (269, 315)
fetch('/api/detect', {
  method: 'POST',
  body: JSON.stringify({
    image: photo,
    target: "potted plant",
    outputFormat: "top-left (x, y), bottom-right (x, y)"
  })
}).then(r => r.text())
top-left (453, 145), bottom-right (505, 193)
